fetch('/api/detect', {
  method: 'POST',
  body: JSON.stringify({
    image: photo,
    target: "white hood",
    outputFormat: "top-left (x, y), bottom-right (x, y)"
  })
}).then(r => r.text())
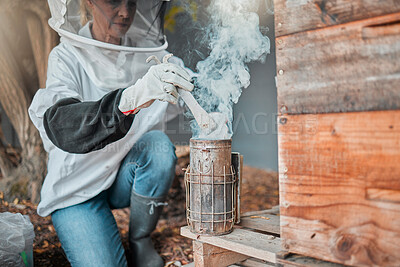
top-left (47, 0), bottom-right (170, 89)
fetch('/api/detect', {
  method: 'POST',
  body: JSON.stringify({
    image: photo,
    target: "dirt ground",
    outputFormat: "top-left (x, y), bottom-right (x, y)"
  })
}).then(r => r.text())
top-left (0, 149), bottom-right (279, 266)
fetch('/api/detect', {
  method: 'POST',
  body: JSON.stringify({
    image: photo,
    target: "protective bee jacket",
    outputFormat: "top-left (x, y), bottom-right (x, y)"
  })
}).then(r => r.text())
top-left (29, 0), bottom-right (186, 216)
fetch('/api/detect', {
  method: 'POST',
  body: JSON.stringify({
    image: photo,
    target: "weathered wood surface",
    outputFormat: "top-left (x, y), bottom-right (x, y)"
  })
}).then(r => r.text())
top-left (276, 13), bottom-right (400, 115)
top-left (278, 111), bottom-right (400, 266)
top-left (277, 253), bottom-right (345, 267)
top-left (193, 241), bottom-right (249, 267)
top-left (241, 206), bottom-right (280, 217)
top-left (274, 0), bottom-right (400, 37)
top-left (185, 257), bottom-right (272, 267)
top-left (181, 226), bottom-right (282, 263)
top-left (239, 213), bottom-right (280, 235)
top-left (231, 258), bottom-right (274, 267)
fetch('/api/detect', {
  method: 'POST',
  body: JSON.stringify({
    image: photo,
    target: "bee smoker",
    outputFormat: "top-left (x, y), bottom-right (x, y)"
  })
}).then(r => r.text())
top-left (185, 139), bottom-right (242, 236)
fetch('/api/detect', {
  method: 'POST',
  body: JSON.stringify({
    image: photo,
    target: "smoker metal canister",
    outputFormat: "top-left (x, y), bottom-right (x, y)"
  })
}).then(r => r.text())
top-left (185, 139), bottom-right (236, 236)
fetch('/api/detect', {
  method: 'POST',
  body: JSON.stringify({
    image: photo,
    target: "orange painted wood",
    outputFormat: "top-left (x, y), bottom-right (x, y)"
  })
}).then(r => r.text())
top-left (274, 0), bottom-right (400, 37)
top-left (276, 13), bottom-right (400, 115)
top-left (278, 111), bottom-right (400, 266)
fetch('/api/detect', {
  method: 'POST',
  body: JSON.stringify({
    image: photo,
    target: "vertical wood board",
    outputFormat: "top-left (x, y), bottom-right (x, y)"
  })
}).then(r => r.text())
top-left (274, 0), bottom-right (400, 37)
top-left (276, 13), bottom-right (400, 115)
top-left (193, 241), bottom-right (249, 267)
top-left (278, 111), bottom-right (400, 266)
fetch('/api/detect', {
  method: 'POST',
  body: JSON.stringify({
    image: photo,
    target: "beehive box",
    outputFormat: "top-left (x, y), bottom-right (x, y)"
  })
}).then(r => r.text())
top-left (275, 0), bottom-right (400, 266)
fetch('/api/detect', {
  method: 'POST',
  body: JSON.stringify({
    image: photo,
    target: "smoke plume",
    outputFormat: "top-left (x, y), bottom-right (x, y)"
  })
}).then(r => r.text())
top-left (188, 0), bottom-right (270, 140)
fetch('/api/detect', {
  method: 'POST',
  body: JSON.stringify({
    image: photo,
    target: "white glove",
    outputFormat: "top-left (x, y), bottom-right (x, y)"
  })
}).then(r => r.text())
top-left (118, 55), bottom-right (194, 115)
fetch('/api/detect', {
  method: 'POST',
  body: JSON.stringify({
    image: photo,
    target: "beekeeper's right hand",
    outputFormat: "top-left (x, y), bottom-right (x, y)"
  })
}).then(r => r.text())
top-left (118, 63), bottom-right (194, 115)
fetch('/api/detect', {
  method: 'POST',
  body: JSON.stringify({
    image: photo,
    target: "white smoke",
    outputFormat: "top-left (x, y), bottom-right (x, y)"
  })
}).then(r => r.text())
top-left (189, 0), bottom-right (270, 140)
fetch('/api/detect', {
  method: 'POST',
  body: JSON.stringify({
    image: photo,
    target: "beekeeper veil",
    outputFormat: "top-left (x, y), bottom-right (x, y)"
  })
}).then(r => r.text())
top-left (47, 0), bottom-right (170, 89)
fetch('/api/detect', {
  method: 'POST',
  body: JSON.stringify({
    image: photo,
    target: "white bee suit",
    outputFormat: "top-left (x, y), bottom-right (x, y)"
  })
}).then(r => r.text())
top-left (28, 0), bottom-right (187, 217)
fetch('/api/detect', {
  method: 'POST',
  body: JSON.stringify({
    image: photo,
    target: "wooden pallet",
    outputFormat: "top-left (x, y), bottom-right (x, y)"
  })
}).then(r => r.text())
top-left (181, 207), bottom-right (281, 267)
top-left (181, 206), bottom-right (349, 266)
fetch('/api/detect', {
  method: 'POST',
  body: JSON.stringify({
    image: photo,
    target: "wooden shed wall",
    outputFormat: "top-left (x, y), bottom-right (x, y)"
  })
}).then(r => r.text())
top-left (276, 13), bottom-right (400, 115)
top-left (275, 0), bottom-right (400, 266)
top-left (274, 0), bottom-right (400, 37)
top-left (278, 111), bottom-right (400, 266)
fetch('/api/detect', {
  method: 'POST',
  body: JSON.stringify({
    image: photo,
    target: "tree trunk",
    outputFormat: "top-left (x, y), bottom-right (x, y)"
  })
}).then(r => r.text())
top-left (0, 0), bottom-right (58, 203)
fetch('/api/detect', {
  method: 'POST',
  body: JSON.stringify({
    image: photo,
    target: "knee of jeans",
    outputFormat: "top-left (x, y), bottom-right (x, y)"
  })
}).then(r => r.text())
top-left (140, 130), bottom-right (171, 145)
top-left (141, 130), bottom-right (175, 154)
top-left (144, 131), bottom-right (176, 170)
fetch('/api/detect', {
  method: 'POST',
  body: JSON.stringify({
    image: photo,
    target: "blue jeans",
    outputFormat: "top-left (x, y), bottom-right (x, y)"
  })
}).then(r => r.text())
top-left (51, 131), bottom-right (177, 267)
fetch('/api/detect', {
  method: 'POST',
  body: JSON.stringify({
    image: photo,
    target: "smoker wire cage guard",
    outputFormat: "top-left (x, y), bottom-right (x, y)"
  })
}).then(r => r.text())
top-left (185, 139), bottom-right (241, 236)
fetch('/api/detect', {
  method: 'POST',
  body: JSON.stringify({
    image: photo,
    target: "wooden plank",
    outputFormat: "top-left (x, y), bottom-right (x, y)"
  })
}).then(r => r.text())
top-left (277, 253), bottom-right (345, 267)
top-left (278, 111), bottom-right (400, 266)
top-left (193, 241), bottom-right (249, 267)
top-left (366, 188), bottom-right (400, 202)
top-left (181, 226), bottom-right (282, 263)
top-left (186, 257), bottom-right (273, 267)
top-left (231, 258), bottom-right (274, 267)
top-left (241, 206), bottom-right (280, 217)
top-left (274, 0), bottom-right (400, 37)
top-left (276, 13), bottom-right (400, 115)
top-left (239, 214), bottom-right (280, 235)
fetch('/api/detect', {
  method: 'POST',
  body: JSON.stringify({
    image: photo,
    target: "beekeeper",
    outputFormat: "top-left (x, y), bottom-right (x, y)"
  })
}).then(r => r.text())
top-left (28, 0), bottom-right (193, 266)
